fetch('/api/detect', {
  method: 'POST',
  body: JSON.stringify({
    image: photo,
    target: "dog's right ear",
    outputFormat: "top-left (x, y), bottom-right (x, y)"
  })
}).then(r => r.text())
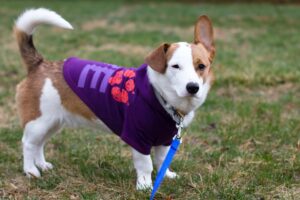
top-left (145, 43), bottom-right (170, 73)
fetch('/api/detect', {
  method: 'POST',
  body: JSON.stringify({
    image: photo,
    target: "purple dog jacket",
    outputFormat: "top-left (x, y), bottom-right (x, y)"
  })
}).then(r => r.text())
top-left (63, 57), bottom-right (178, 155)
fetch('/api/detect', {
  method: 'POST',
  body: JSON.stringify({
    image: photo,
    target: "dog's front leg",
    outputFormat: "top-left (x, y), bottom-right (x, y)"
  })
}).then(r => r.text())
top-left (132, 148), bottom-right (153, 190)
top-left (154, 145), bottom-right (178, 179)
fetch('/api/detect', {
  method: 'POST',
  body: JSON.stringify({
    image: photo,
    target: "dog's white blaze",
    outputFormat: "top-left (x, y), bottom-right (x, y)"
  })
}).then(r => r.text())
top-left (167, 42), bottom-right (202, 97)
top-left (16, 8), bottom-right (73, 35)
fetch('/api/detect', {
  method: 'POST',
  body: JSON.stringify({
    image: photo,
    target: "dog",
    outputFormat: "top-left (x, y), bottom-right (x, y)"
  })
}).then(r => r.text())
top-left (14, 8), bottom-right (215, 190)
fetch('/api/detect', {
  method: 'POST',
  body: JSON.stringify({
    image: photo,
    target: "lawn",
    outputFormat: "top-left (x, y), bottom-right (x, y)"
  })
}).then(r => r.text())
top-left (0, 1), bottom-right (300, 199)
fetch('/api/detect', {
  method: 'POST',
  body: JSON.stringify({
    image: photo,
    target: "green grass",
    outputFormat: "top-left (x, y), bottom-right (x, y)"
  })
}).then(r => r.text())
top-left (1, 0), bottom-right (300, 199)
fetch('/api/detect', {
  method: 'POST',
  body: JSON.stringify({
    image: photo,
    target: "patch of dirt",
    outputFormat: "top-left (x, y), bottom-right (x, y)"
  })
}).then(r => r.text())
top-left (99, 43), bottom-right (151, 56)
top-left (255, 83), bottom-right (296, 102)
top-left (267, 185), bottom-right (300, 200)
top-left (214, 27), bottom-right (266, 42)
top-left (253, 15), bottom-right (274, 22)
top-left (151, 25), bottom-right (194, 39)
top-left (81, 6), bottom-right (136, 32)
top-left (82, 18), bottom-right (194, 40)
top-left (0, 177), bottom-right (28, 199)
top-left (108, 22), bottom-right (137, 33)
top-left (82, 19), bottom-right (109, 31)
top-left (81, 43), bottom-right (152, 57)
top-left (82, 18), bottom-right (137, 33)
top-left (216, 83), bottom-right (298, 103)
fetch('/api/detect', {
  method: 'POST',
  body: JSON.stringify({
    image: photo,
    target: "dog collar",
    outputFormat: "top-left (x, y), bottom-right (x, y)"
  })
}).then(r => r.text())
top-left (153, 89), bottom-right (184, 125)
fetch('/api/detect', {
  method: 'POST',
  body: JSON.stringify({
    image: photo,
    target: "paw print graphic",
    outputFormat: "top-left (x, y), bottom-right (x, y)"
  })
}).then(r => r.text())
top-left (108, 70), bottom-right (123, 85)
top-left (124, 70), bottom-right (136, 78)
top-left (125, 79), bottom-right (135, 92)
top-left (109, 69), bottom-right (136, 105)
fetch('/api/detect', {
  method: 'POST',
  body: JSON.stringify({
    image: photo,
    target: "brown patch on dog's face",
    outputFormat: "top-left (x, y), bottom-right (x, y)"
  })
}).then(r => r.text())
top-left (191, 43), bottom-right (212, 83)
top-left (145, 43), bottom-right (170, 73)
top-left (145, 43), bottom-right (179, 73)
top-left (165, 43), bottom-right (179, 62)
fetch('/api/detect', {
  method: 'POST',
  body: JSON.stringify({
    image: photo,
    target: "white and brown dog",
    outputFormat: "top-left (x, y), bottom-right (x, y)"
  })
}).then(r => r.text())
top-left (14, 8), bottom-right (215, 190)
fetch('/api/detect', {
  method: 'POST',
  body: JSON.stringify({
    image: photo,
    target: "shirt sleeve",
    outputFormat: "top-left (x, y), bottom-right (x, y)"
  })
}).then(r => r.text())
top-left (163, 139), bottom-right (173, 147)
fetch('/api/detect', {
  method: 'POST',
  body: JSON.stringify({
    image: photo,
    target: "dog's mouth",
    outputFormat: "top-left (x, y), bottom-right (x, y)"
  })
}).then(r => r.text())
top-left (176, 91), bottom-right (201, 100)
top-left (187, 93), bottom-right (201, 98)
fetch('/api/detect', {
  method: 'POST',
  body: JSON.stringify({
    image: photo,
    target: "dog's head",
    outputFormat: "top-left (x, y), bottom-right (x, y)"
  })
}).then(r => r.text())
top-left (145, 15), bottom-right (215, 114)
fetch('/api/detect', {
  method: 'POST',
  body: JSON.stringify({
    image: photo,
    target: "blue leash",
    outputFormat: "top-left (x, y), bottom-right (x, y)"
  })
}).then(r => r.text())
top-left (150, 123), bottom-right (183, 200)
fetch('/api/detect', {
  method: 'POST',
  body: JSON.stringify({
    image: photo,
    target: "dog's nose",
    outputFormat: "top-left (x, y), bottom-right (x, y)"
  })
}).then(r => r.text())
top-left (186, 82), bottom-right (199, 94)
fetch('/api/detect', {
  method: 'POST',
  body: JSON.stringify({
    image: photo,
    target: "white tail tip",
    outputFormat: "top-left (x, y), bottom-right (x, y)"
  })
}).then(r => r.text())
top-left (16, 8), bottom-right (73, 35)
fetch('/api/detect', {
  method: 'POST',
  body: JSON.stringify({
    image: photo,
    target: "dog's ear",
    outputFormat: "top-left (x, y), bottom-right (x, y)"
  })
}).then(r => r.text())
top-left (145, 43), bottom-right (170, 73)
top-left (194, 15), bottom-right (215, 62)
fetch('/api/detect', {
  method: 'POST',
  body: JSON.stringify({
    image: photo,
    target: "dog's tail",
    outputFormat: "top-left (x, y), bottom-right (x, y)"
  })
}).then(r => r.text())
top-left (14, 8), bottom-right (73, 72)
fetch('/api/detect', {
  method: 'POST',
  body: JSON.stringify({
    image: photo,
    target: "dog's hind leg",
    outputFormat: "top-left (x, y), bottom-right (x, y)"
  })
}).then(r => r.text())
top-left (34, 118), bottom-right (62, 172)
top-left (18, 78), bottom-right (65, 178)
top-left (22, 117), bottom-right (62, 177)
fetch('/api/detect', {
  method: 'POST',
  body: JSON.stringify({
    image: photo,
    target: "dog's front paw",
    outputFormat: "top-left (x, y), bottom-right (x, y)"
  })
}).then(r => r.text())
top-left (165, 169), bottom-right (178, 179)
top-left (24, 166), bottom-right (41, 178)
top-left (136, 174), bottom-right (152, 190)
top-left (136, 181), bottom-right (153, 191)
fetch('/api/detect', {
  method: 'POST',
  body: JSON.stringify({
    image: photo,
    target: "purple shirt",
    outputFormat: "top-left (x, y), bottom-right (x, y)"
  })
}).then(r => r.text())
top-left (63, 57), bottom-right (177, 155)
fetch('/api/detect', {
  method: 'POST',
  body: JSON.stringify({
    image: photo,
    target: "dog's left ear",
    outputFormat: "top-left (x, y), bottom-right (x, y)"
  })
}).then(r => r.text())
top-left (194, 15), bottom-right (215, 62)
top-left (145, 43), bottom-right (170, 73)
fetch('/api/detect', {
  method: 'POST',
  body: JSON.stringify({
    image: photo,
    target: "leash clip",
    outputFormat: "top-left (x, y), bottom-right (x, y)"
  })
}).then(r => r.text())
top-left (175, 117), bottom-right (184, 139)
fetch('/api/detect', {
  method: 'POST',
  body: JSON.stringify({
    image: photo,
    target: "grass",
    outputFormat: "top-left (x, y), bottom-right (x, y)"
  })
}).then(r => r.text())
top-left (0, 0), bottom-right (300, 199)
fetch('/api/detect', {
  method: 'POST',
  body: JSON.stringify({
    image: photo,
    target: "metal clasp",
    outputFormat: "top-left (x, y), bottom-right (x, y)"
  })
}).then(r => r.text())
top-left (175, 117), bottom-right (184, 139)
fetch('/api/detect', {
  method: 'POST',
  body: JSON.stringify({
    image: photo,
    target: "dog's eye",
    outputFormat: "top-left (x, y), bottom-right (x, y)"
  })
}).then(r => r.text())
top-left (171, 64), bottom-right (180, 69)
top-left (198, 64), bottom-right (206, 71)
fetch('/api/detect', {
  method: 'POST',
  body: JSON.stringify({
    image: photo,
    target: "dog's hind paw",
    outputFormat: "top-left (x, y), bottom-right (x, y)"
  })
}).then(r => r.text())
top-left (36, 161), bottom-right (53, 171)
top-left (165, 169), bottom-right (178, 179)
